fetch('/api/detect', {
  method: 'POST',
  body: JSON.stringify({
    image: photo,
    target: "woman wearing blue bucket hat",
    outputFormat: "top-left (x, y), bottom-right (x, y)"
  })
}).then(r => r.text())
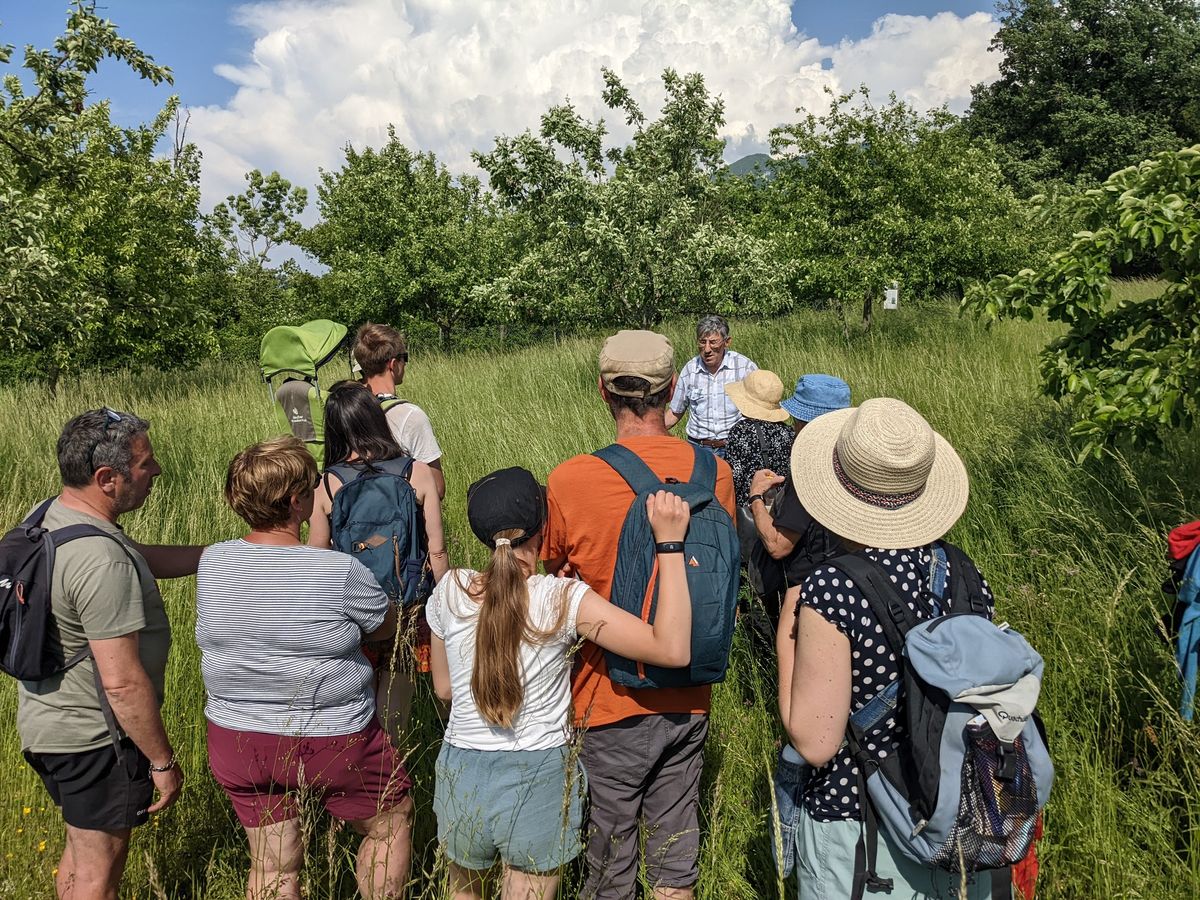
top-left (747, 375), bottom-right (853, 618)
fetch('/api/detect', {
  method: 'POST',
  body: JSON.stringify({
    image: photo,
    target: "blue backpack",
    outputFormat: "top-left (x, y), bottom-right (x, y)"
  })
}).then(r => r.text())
top-left (828, 545), bottom-right (1053, 898)
top-left (326, 457), bottom-right (432, 606)
top-left (592, 443), bottom-right (739, 689)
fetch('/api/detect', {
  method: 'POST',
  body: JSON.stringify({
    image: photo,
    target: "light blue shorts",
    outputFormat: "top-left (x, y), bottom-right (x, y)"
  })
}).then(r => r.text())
top-left (795, 806), bottom-right (993, 900)
top-left (434, 742), bottom-right (585, 872)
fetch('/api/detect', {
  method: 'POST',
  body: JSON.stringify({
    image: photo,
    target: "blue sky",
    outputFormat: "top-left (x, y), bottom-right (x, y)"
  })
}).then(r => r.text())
top-left (1, 1), bottom-right (1004, 218)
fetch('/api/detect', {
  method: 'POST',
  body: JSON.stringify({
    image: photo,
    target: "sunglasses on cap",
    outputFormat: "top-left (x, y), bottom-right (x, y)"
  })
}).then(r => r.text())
top-left (87, 407), bottom-right (124, 473)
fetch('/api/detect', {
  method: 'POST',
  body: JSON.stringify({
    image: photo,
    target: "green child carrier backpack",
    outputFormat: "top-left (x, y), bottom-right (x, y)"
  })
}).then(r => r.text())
top-left (260, 319), bottom-right (347, 468)
top-left (592, 443), bottom-right (740, 689)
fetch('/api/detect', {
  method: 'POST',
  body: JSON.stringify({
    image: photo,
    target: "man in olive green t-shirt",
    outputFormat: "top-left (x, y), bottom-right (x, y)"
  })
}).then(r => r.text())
top-left (17, 409), bottom-right (202, 900)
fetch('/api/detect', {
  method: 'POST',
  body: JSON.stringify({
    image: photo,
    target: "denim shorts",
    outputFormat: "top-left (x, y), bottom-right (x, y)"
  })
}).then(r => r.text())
top-left (434, 742), bottom-right (585, 872)
top-left (794, 806), bottom-right (993, 900)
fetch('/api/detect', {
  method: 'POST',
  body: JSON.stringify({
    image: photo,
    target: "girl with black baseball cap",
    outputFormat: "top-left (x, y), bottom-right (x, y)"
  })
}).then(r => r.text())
top-left (427, 466), bottom-right (692, 899)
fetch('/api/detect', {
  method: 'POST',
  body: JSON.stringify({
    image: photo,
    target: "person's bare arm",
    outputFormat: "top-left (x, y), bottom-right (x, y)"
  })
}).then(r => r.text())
top-left (776, 585), bottom-right (802, 724)
top-left (90, 634), bottom-right (183, 812)
top-left (412, 461), bottom-right (449, 581)
top-left (363, 603), bottom-right (398, 643)
top-left (575, 492), bottom-right (691, 667)
top-left (664, 408), bottom-right (682, 430)
top-left (129, 544), bottom-right (204, 579)
top-left (430, 635), bottom-right (452, 702)
top-left (427, 458), bottom-right (446, 501)
top-left (785, 606), bottom-right (852, 766)
top-left (306, 475), bottom-right (337, 548)
top-left (749, 470), bottom-right (800, 559)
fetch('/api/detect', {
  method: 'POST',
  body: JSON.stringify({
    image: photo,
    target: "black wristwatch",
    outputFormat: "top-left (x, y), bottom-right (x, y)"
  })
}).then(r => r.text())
top-left (655, 541), bottom-right (686, 554)
top-left (747, 493), bottom-right (765, 505)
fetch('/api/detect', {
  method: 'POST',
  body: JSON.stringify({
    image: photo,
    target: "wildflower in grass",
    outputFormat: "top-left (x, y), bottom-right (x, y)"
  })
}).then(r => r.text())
top-left (22, 806), bottom-right (30, 815)
top-left (37, 840), bottom-right (46, 852)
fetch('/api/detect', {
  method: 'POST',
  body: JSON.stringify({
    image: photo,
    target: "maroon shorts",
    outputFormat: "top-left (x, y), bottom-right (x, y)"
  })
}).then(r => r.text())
top-left (206, 719), bottom-right (412, 828)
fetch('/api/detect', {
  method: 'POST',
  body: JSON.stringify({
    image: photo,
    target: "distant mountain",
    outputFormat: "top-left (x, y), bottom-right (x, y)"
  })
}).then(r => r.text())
top-left (727, 153), bottom-right (772, 177)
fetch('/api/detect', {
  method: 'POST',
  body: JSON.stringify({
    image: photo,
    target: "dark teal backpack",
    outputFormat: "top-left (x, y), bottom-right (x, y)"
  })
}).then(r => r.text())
top-left (592, 443), bottom-right (739, 689)
top-left (326, 457), bottom-right (432, 606)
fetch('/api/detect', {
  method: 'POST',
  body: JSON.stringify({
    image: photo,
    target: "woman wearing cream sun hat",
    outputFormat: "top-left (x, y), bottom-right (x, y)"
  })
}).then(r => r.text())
top-left (772, 398), bottom-right (993, 900)
top-left (722, 369), bottom-right (794, 507)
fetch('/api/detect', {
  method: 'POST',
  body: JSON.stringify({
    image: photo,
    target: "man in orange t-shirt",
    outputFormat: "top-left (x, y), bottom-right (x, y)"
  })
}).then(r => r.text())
top-left (543, 330), bottom-right (736, 900)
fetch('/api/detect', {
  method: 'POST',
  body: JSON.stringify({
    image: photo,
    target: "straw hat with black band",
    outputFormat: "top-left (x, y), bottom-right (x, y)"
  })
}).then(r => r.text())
top-left (790, 397), bottom-right (969, 550)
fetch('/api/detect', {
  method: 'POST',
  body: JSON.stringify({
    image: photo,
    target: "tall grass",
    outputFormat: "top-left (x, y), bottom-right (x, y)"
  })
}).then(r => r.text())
top-left (0, 295), bottom-right (1196, 898)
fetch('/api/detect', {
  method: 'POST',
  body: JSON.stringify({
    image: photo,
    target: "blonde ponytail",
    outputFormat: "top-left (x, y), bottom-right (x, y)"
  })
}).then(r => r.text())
top-left (470, 528), bottom-right (570, 729)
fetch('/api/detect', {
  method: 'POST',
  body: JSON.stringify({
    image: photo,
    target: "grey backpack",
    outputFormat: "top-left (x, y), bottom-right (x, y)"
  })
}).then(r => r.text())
top-left (829, 545), bottom-right (1053, 899)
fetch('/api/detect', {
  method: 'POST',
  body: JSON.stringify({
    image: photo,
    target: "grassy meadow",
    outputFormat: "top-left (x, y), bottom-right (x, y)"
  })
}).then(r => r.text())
top-left (0, 291), bottom-right (1197, 898)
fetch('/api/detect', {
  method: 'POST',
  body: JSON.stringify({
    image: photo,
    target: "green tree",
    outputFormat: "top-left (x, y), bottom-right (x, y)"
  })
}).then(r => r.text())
top-left (207, 169), bottom-right (307, 266)
top-left (300, 133), bottom-right (502, 348)
top-left (764, 88), bottom-right (1036, 325)
top-left (0, 1), bottom-right (216, 384)
top-left (963, 145), bottom-right (1200, 460)
top-left (474, 68), bottom-right (791, 328)
top-left (203, 169), bottom-right (315, 358)
top-left (967, 0), bottom-right (1200, 194)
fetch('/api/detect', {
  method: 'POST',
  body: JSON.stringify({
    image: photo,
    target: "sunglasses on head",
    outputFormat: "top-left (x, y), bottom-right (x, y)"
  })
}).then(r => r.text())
top-left (87, 407), bottom-right (123, 473)
top-left (395, 352), bottom-right (409, 364)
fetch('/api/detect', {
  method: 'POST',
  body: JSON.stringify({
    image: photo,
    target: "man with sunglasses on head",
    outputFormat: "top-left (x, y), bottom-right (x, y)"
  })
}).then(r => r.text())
top-left (354, 323), bottom-right (446, 499)
top-left (17, 409), bottom-right (203, 900)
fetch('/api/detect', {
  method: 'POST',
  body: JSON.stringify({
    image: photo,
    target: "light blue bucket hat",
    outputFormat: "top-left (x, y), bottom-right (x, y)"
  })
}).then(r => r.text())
top-left (781, 374), bottom-right (851, 423)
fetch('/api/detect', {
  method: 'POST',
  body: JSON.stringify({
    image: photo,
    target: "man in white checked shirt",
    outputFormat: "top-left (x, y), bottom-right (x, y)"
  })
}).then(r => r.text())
top-left (664, 315), bottom-right (759, 459)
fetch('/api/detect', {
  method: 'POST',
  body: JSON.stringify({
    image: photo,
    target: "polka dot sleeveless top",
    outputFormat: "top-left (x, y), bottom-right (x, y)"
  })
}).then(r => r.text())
top-left (798, 546), bottom-right (994, 821)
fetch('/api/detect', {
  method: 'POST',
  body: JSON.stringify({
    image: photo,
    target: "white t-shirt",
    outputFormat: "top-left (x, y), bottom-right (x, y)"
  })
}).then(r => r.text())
top-left (196, 541), bottom-right (389, 736)
top-left (379, 396), bottom-right (442, 464)
top-left (427, 571), bottom-right (589, 751)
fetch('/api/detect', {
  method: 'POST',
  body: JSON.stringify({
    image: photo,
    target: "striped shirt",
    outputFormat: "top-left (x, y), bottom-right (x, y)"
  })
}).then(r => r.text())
top-left (669, 349), bottom-right (758, 441)
top-left (196, 540), bottom-right (389, 736)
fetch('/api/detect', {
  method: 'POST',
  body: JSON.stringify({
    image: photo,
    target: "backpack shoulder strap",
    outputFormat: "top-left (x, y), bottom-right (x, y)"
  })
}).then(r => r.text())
top-left (686, 442), bottom-right (717, 492)
top-left (326, 462), bottom-right (361, 488)
top-left (374, 455), bottom-right (416, 480)
top-left (593, 444), bottom-right (664, 496)
top-left (22, 498), bottom-right (56, 529)
top-left (939, 542), bottom-right (989, 616)
top-left (825, 552), bottom-right (920, 658)
top-left (377, 394), bottom-right (409, 412)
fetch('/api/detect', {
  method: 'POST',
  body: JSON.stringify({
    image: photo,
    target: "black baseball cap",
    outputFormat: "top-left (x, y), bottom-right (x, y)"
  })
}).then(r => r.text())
top-left (466, 467), bottom-right (546, 549)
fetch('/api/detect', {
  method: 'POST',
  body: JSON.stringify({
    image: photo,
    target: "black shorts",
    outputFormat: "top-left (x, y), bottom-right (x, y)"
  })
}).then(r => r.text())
top-left (24, 738), bottom-right (152, 831)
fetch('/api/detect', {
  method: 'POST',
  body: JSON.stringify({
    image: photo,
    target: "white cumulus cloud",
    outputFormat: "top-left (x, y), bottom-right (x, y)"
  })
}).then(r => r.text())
top-left (187, 0), bottom-right (1000, 221)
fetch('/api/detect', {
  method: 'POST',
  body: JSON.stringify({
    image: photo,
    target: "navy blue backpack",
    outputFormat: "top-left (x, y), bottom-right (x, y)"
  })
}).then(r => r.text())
top-left (592, 443), bottom-right (740, 689)
top-left (326, 457), bottom-right (433, 606)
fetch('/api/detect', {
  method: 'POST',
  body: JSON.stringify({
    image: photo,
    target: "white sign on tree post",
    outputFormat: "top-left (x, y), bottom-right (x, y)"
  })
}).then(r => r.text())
top-left (884, 281), bottom-right (899, 310)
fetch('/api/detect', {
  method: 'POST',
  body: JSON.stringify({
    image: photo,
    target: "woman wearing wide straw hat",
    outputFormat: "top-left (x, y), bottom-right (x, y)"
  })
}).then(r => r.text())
top-left (723, 369), bottom-right (794, 507)
top-left (776, 397), bottom-right (993, 899)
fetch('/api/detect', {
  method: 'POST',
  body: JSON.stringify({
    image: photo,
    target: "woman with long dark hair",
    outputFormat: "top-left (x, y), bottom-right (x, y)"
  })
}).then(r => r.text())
top-left (428, 467), bottom-right (692, 900)
top-left (308, 380), bottom-right (448, 744)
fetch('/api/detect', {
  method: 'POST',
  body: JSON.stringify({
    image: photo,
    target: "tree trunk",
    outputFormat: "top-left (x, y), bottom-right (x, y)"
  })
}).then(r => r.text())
top-left (439, 322), bottom-right (452, 350)
top-left (861, 291), bottom-right (873, 332)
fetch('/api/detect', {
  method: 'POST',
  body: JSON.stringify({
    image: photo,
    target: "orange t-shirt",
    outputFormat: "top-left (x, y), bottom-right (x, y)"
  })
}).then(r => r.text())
top-left (542, 435), bottom-right (737, 728)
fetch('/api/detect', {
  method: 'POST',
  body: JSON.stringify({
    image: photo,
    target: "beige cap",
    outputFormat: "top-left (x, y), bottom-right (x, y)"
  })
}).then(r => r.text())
top-left (724, 370), bottom-right (789, 423)
top-left (599, 330), bottom-right (675, 397)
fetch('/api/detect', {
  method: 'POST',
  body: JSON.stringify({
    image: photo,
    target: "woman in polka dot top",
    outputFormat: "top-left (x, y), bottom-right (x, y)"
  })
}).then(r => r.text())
top-left (776, 398), bottom-right (994, 899)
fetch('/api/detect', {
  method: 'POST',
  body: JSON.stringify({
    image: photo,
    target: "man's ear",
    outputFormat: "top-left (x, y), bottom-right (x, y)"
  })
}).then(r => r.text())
top-left (669, 374), bottom-right (678, 394)
top-left (598, 376), bottom-right (610, 402)
top-left (93, 466), bottom-right (119, 494)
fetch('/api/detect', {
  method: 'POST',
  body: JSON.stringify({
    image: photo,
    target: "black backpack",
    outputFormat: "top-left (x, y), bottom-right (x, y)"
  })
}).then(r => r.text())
top-left (0, 499), bottom-right (128, 751)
